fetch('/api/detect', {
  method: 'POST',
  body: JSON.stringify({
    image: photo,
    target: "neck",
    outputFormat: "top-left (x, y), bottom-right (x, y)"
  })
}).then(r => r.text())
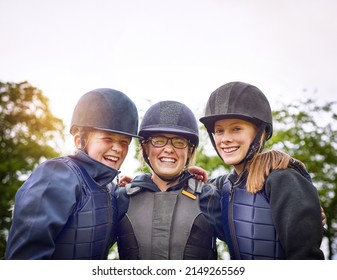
top-left (234, 163), bottom-right (244, 174)
top-left (151, 174), bottom-right (178, 191)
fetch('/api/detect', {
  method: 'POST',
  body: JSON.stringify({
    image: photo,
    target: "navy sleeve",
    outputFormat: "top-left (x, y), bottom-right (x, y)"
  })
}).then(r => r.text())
top-left (5, 159), bottom-right (81, 259)
top-left (199, 185), bottom-right (226, 241)
top-left (115, 186), bottom-right (130, 222)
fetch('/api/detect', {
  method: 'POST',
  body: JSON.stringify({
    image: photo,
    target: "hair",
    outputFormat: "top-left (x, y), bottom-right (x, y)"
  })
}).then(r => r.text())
top-left (246, 132), bottom-right (305, 194)
top-left (72, 127), bottom-right (94, 151)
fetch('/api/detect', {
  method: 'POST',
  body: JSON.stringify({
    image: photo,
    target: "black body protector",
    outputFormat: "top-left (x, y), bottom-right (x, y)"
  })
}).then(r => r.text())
top-left (117, 178), bottom-right (217, 260)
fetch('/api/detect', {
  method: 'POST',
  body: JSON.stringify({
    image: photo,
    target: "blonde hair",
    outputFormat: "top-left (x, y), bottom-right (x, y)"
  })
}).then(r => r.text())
top-left (246, 134), bottom-right (305, 194)
top-left (73, 128), bottom-right (95, 151)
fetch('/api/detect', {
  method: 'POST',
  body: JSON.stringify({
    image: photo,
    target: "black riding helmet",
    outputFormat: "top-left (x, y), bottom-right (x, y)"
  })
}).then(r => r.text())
top-left (139, 100), bottom-right (199, 182)
top-left (70, 88), bottom-right (140, 138)
top-left (139, 100), bottom-right (199, 147)
top-left (200, 81), bottom-right (273, 164)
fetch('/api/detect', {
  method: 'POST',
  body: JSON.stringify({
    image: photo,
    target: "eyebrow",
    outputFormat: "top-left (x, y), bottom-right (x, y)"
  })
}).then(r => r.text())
top-left (215, 121), bottom-right (243, 127)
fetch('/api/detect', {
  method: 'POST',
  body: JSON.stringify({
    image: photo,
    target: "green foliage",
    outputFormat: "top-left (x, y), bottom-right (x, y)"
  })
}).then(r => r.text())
top-left (0, 81), bottom-right (65, 258)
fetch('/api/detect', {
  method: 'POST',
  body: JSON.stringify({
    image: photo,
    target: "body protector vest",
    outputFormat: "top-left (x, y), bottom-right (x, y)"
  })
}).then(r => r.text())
top-left (117, 179), bottom-right (217, 260)
top-left (221, 171), bottom-right (285, 260)
top-left (52, 157), bottom-right (117, 259)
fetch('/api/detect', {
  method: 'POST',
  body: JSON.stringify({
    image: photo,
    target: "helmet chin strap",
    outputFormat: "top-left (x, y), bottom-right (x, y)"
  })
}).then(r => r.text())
top-left (235, 124), bottom-right (266, 171)
top-left (209, 125), bottom-right (266, 172)
top-left (154, 168), bottom-right (188, 184)
top-left (79, 129), bottom-right (88, 154)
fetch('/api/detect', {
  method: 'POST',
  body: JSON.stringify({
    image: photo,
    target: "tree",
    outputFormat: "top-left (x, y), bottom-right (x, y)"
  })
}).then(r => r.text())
top-left (195, 97), bottom-right (337, 259)
top-left (0, 81), bottom-right (65, 258)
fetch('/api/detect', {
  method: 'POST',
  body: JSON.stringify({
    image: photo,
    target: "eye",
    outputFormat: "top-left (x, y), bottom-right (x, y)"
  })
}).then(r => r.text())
top-left (102, 137), bottom-right (113, 142)
top-left (214, 128), bottom-right (224, 135)
top-left (172, 137), bottom-right (188, 148)
top-left (152, 137), bottom-right (166, 146)
top-left (120, 140), bottom-right (130, 146)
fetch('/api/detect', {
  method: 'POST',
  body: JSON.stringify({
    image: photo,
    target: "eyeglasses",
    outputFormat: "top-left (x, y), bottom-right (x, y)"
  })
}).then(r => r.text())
top-left (147, 136), bottom-right (190, 149)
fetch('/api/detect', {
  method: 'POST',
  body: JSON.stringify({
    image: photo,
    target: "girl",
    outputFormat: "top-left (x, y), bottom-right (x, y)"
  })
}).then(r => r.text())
top-left (6, 88), bottom-right (140, 259)
top-left (200, 81), bottom-right (325, 259)
top-left (116, 100), bottom-right (225, 259)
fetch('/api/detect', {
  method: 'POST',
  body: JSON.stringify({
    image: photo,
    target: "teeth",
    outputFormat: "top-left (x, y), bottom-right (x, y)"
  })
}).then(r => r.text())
top-left (160, 157), bottom-right (176, 163)
top-left (222, 147), bottom-right (238, 153)
top-left (104, 155), bottom-right (118, 161)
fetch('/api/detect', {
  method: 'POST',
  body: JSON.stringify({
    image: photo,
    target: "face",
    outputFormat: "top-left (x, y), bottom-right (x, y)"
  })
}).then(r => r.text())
top-left (213, 118), bottom-right (258, 173)
top-left (76, 130), bottom-right (131, 170)
top-left (144, 133), bottom-right (191, 180)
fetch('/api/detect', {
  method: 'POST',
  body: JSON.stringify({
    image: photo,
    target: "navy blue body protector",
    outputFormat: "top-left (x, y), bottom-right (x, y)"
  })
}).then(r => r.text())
top-left (220, 171), bottom-right (285, 260)
top-left (52, 158), bottom-right (117, 259)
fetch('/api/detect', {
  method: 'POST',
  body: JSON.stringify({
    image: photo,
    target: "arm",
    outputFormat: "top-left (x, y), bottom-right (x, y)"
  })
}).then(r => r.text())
top-left (188, 166), bottom-right (208, 183)
top-left (265, 168), bottom-right (324, 259)
top-left (199, 185), bottom-right (226, 242)
top-left (118, 174), bottom-right (133, 186)
top-left (5, 159), bottom-right (80, 259)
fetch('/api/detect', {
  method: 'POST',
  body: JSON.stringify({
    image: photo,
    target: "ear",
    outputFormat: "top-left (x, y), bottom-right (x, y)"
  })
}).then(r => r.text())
top-left (141, 141), bottom-right (149, 154)
top-left (189, 145), bottom-right (195, 157)
top-left (74, 133), bottom-right (81, 149)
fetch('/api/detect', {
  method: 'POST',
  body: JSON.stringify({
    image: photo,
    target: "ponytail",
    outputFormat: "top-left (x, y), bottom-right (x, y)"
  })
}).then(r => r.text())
top-left (246, 149), bottom-right (305, 194)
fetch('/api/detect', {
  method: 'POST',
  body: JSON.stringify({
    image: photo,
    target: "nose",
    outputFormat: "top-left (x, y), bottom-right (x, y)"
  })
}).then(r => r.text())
top-left (220, 131), bottom-right (232, 143)
top-left (163, 140), bottom-right (175, 152)
top-left (110, 141), bottom-right (122, 153)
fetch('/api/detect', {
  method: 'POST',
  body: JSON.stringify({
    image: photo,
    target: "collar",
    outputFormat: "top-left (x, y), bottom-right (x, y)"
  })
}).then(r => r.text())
top-left (68, 150), bottom-right (119, 187)
top-left (130, 172), bottom-right (194, 192)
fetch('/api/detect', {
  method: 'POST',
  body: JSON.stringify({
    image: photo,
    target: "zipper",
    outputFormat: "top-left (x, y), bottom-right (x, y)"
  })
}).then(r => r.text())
top-left (101, 184), bottom-right (113, 259)
top-left (228, 183), bottom-right (241, 259)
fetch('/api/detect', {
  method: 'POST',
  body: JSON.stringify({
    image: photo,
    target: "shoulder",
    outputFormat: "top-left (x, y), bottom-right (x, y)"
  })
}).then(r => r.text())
top-left (267, 167), bottom-right (313, 186)
top-left (208, 174), bottom-right (228, 190)
top-left (188, 178), bottom-right (219, 200)
top-left (20, 157), bottom-right (82, 195)
top-left (265, 167), bottom-right (318, 197)
top-left (35, 156), bottom-right (78, 174)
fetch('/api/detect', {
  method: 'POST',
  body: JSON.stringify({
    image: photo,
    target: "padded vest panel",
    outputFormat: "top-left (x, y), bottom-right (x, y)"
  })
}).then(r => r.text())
top-left (222, 176), bottom-right (285, 260)
top-left (117, 188), bottom-right (216, 260)
top-left (51, 160), bottom-right (117, 259)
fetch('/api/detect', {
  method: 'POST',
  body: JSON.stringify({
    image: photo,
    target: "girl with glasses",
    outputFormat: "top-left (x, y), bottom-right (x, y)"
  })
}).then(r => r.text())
top-left (115, 100), bottom-right (225, 259)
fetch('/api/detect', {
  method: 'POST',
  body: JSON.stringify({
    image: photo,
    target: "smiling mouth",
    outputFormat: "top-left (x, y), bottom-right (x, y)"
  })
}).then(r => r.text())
top-left (104, 155), bottom-right (119, 162)
top-left (159, 157), bottom-right (176, 163)
top-left (222, 147), bottom-right (239, 153)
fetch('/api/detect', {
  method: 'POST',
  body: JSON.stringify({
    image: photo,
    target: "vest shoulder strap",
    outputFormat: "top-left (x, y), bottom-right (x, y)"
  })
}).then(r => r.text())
top-left (187, 178), bottom-right (203, 194)
top-left (125, 183), bottom-right (142, 195)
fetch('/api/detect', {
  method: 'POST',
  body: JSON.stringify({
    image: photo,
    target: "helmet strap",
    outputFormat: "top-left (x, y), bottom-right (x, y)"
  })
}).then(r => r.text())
top-left (209, 124), bottom-right (266, 171)
top-left (236, 124), bottom-right (266, 170)
top-left (79, 128), bottom-right (89, 154)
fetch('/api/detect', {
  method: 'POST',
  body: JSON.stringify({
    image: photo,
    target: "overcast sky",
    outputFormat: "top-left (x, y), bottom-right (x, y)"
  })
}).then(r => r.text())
top-left (1, 0), bottom-right (336, 173)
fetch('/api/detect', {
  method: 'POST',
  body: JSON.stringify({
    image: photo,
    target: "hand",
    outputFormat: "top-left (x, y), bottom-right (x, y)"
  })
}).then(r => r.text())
top-left (118, 174), bottom-right (132, 186)
top-left (188, 166), bottom-right (208, 183)
top-left (321, 206), bottom-right (326, 227)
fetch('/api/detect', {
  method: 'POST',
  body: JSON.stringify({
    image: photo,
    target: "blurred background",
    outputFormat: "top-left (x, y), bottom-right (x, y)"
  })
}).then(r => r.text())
top-left (1, 0), bottom-right (336, 259)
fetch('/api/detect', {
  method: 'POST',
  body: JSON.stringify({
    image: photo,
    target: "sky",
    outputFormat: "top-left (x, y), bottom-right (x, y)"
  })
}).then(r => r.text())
top-left (1, 0), bottom-right (337, 174)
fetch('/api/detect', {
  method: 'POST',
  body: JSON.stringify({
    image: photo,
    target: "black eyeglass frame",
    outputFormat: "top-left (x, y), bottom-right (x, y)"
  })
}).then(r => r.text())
top-left (145, 135), bottom-right (192, 149)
